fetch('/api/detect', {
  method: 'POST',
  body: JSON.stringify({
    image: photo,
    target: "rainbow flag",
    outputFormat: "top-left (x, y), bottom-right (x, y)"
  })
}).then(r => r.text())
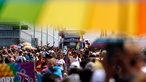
top-left (76, 33), bottom-right (83, 50)
top-left (1, 1), bottom-right (146, 36)
top-left (64, 52), bottom-right (71, 70)
top-left (76, 40), bottom-right (80, 50)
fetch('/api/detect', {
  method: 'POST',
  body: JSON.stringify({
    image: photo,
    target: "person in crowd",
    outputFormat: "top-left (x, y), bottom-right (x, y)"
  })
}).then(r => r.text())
top-left (16, 50), bottom-right (26, 62)
top-left (34, 52), bottom-right (39, 62)
top-left (79, 69), bottom-right (93, 82)
top-left (140, 49), bottom-right (146, 74)
top-left (62, 78), bottom-right (72, 82)
top-left (70, 51), bottom-right (81, 67)
top-left (65, 62), bottom-right (81, 82)
top-left (1, 49), bottom-right (10, 63)
top-left (64, 51), bottom-right (71, 71)
top-left (23, 51), bottom-right (30, 61)
top-left (42, 58), bottom-right (62, 80)
top-left (56, 54), bottom-right (67, 76)
top-left (82, 50), bottom-right (90, 60)
top-left (130, 53), bottom-right (145, 77)
top-left (0, 54), bottom-right (3, 63)
top-left (35, 70), bottom-right (42, 82)
top-left (1, 39), bottom-right (146, 82)
top-left (36, 54), bottom-right (44, 72)
top-left (42, 73), bottom-right (57, 82)
top-left (90, 61), bottom-right (106, 82)
top-left (99, 50), bottom-right (106, 62)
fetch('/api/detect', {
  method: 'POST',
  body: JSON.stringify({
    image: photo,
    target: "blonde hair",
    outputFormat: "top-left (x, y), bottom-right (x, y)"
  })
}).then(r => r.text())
top-left (47, 58), bottom-right (56, 65)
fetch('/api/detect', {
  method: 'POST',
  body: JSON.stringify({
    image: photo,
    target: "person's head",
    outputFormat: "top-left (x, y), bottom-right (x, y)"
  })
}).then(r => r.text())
top-left (85, 50), bottom-right (90, 56)
top-left (57, 54), bottom-right (62, 60)
top-left (131, 53), bottom-right (145, 70)
top-left (23, 51), bottom-right (27, 55)
top-left (11, 49), bottom-right (16, 53)
top-left (47, 58), bottom-right (56, 69)
top-left (62, 78), bottom-right (72, 82)
top-left (69, 61), bottom-right (81, 74)
top-left (72, 51), bottom-right (78, 58)
top-left (52, 52), bottom-right (56, 57)
top-left (80, 58), bottom-right (90, 69)
top-left (79, 69), bottom-right (93, 82)
top-left (124, 40), bottom-right (143, 70)
top-left (8, 50), bottom-right (11, 54)
top-left (42, 73), bottom-right (57, 82)
top-left (19, 51), bottom-right (23, 56)
top-left (2, 50), bottom-right (7, 54)
top-left (38, 54), bottom-right (43, 61)
top-left (35, 52), bottom-right (39, 57)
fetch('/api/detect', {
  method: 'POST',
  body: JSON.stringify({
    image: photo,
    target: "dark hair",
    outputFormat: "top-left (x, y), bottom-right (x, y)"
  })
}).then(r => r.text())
top-left (8, 50), bottom-right (11, 53)
top-left (80, 59), bottom-right (90, 69)
top-left (0, 54), bottom-right (3, 63)
top-left (79, 69), bottom-right (93, 82)
top-left (68, 68), bottom-right (80, 75)
top-left (2, 50), bottom-right (7, 54)
top-left (85, 50), bottom-right (89, 55)
top-left (62, 78), bottom-right (72, 82)
top-left (19, 51), bottom-right (23, 56)
top-left (72, 51), bottom-right (77, 55)
top-left (105, 39), bottom-right (124, 63)
top-left (42, 73), bottom-right (57, 82)
top-left (5, 57), bottom-right (10, 63)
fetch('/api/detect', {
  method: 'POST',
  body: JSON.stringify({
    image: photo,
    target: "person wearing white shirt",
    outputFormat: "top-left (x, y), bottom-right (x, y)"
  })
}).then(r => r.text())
top-left (16, 51), bottom-right (26, 62)
top-left (70, 51), bottom-right (81, 68)
top-left (56, 54), bottom-right (66, 76)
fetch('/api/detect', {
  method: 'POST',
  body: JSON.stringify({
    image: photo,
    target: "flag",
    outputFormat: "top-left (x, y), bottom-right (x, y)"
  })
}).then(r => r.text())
top-left (76, 40), bottom-right (80, 50)
top-left (64, 52), bottom-right (71, 70)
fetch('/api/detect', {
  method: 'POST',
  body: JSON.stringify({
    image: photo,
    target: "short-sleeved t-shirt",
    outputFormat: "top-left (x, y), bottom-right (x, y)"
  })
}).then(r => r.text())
top-left (42, 66), bottom-right (62, 78)
top-left (56, 59), bottom-right (65, 71)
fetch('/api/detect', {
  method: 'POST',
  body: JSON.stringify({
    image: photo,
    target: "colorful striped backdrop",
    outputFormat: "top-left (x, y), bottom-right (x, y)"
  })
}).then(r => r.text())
top-left (0, 0), bottom-right (146, 36)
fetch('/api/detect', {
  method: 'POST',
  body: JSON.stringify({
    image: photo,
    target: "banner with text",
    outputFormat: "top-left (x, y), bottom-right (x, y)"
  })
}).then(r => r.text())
top-left (0, 62), bottom-right (35, 82)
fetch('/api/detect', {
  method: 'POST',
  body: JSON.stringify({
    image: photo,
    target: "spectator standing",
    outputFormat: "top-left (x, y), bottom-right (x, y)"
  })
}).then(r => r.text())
top-left (56, 54), bottom-right (67, 76)
top-left (16, 51), bottom-right (26, 62)
top-left (70, 51), bottom-right (81, 68)
top-left (42, 58), bottom-right (62, 81)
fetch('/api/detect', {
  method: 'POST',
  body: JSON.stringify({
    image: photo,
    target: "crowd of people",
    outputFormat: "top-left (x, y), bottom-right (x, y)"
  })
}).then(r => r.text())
top-left (1, 39), bottom-right (146, 82)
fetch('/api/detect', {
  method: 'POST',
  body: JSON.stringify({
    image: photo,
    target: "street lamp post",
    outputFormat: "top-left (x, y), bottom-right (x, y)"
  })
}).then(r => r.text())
top-left (33, 25), bottom-right (36, 47)
top-left (41, 26), bottom-right (43, 48)
top-left (53, 27), bottom-right (54, 46)
top-left (34, 25), bottom-right (35, 39)
top-left (46, 26), bottom-right (48, 45)
top-left (19, 23), bottom-right (21, 44)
